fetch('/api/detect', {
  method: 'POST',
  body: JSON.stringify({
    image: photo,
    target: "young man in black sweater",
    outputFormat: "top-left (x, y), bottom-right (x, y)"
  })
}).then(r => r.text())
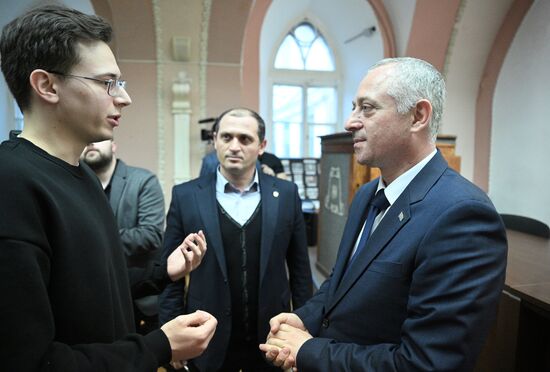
top-left (0, 5), bottom-right (216, 371)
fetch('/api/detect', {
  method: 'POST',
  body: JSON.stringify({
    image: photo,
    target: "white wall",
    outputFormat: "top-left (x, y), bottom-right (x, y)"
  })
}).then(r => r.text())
top-left (442, 0), bottom-right (513, 182)
top-left (0, 0), bottom-right (93, 141)
top-left (490, 0), bottom-right (550, 225)
top-left (382, 0), bottom-right (416, 57)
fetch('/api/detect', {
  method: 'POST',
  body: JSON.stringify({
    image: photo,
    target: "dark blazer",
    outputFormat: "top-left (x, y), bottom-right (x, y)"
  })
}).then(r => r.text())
top-left (109, 159), bottom-right (165, 268)
top-left (294, 152), bottom-right (507, 371)
top-left (159, 172), bottom-right (312, 371)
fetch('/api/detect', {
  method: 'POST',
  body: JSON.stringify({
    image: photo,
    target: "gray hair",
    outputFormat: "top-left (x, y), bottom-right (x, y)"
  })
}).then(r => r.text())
top-left (369, 57), bottom-right (446, 140)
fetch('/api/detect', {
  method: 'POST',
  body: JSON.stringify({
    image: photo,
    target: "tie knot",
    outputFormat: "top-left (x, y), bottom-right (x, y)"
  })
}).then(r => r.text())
top-left (370, 189), bottom-right (390, 211)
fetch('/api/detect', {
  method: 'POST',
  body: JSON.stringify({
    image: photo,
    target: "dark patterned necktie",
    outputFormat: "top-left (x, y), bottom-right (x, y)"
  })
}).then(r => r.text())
top-left (348, 189), bottom-right (390, 265)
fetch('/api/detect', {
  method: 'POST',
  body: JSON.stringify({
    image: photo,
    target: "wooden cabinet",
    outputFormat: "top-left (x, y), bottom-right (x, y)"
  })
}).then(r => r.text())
top-left (315, 132), bottom-right (461, 276)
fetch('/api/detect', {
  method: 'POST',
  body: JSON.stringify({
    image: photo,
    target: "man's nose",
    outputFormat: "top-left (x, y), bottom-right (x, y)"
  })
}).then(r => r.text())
top-left (229, 138), bottom-right (240, 151)
top-left (345, 117), bottom-right (362, 132)
top-left (115, 88), bottom-right (132, 107)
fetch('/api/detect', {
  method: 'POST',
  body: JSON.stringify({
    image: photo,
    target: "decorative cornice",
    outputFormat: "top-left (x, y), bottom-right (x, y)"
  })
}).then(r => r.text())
top-left (444, 0), bottom-right (468, 77)
top-left (172, 71), bottom-right (192, 113)
top-left (152, 0), bottom-right (166, 189)
top-left (199, 0), bottom-right (212, 119)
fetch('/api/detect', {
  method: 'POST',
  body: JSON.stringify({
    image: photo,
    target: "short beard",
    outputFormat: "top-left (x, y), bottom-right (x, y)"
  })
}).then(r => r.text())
top-left (82, 152), bottom-right (113, 172)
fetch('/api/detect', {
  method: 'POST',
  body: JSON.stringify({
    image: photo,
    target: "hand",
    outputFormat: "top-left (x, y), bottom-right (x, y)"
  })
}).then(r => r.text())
top-left (268, 312), bottom-right (306, 335)
top-left (167, 230), bottom-right (207, 281)
top-left (170, 360), bottom-right (187, 370)
top-left (261, 164), bottom-right (276, 176)
top-left (259, 344), bottom-right (296, 370)
top-left (161, 310), bottom-right (217, 362)
top-left (259, 313), bottom-right (307, 370)
top-left (261, 324), bottom-right (312, 370)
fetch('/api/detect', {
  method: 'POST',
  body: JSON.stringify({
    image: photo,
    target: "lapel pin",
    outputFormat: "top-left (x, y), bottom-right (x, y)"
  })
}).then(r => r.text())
top-left (273, 191), bottom-right (279, 198)
top-left (398, 211), bottom-right (404, 221)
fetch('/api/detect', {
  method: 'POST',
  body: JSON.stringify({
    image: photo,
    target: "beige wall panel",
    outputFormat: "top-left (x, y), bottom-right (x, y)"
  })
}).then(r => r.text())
top-left (160, 0), bottom-right (205, 187)
top-left (406, 0), bottom-right (461, 71)
top-left (109, 0), bottom-right (156, 60)
top-left (115, 62), bottom-right (158, 175)
top-left (208, 0), bottom-right (252, 63)
top-left (161, 0), bottom-right (203, 63)
top-left (206, 64), bottom-right (242, 119)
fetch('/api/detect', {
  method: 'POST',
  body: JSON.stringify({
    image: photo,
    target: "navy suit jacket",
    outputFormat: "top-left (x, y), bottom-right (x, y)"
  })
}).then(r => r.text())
top-left (294, 152), bottom-right (507, 371)
top-left (159, 172), bottom-right (312, 371)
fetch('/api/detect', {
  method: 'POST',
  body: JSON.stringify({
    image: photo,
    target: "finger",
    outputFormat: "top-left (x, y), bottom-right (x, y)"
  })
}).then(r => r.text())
top-left (185, 236), bottom-right (202, 256)
top-left (279, 323), bottom-right (292, 332)
top-left (194, 310), bottom-right (214, 323)
top-left (182, 310), bottom-right (210, 326)
top-left (282, 354), bottom-right (295, 370)
top-left (266, 336), bottom-right (286, 349)
top-left (182, 239), bottom-right (201, 259)
top-left (273, 347), bottom-right (290, 367)
top-left (269, 315), bottom-right (283, 333)
top-left (195, 234), bottom-right (207, 253)
top-left (176, 241), bottom-right (191, 257)
top-left (259, 344), bottom-right (279, 362)
top-left (182, 243), bottom-right (197, 260)
top-left (190, 237), bottom-right (206, 256)
top-left (195, 231), bottom-right (206, 246)
top-left (184, 233), bottom-right (198, 248)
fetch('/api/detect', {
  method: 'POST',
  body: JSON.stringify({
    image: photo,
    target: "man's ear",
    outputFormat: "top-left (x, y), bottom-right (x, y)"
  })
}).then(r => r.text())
top-left (29, 69), bottom-right (59, 104)
top-left (212, 132), bottom-right (218, 150)
top-left (410, 99), bottom-right (432, 133)
top-left (258, 139), bottom-right (267, 156)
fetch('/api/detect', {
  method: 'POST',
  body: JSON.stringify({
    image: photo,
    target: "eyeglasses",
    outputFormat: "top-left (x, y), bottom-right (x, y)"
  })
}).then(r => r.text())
top-left (48, 70), bottom-right (127, 97)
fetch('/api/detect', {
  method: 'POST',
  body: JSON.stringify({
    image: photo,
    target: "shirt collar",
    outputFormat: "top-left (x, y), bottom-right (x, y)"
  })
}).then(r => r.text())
top-left (216, 167), bottom-right (260, 194)
top-left (376, 149), bottom-right (437, 206)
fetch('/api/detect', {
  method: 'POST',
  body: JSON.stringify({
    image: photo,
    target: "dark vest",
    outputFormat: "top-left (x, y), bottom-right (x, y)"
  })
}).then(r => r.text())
top-left (218, 202), bottom-right (262, 344)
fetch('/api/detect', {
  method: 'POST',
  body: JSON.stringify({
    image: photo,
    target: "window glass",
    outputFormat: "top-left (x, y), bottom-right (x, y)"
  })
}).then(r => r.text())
top-left (274, 35), bottom-right (304, 70)
top-left (273, 85), bottom-right (303, 157)
top-left (305, 38), bottom-right (334, 71)
top-left (307, 87), bottom-right (337, 123)
top-left (274, 22), bottom-right (334, 71)
top-left (309, 124), bottom-right (334, 158)
top-left (271, 22), bottom-right (338, 158)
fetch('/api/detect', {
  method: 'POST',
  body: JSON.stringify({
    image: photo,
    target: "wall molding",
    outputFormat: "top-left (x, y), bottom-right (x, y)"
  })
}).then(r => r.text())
top-left (152, 0), bottom-right (166, 190)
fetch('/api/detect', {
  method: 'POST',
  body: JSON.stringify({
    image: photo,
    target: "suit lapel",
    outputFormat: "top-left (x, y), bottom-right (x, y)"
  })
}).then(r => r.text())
top-left (327, 151), bottom-right (449, 312)
top-left (109, 160), bottom-right (126, 213)
top-left (259, 174), bottom-right (278, 285)
top-left (328, 184), bottom-right (374, 297)
top-left (195, 176), bottom-right (228, 279)
top-left (328, 194), bottom-right (411, 311)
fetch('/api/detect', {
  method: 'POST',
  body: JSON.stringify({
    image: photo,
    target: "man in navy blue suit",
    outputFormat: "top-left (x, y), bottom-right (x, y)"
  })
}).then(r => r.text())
top-left (160, 108), bottom-right (312, 371)
top-left (260, 57), bottom-right (507, 371)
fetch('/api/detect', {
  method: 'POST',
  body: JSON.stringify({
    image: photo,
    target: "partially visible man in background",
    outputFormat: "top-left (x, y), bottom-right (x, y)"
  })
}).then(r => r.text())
top-left (82, 139), bottom-right (165, 334)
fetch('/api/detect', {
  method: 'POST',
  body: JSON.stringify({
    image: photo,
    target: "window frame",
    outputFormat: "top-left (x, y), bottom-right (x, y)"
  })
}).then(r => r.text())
top-left (268, 20), bottom-right (342, 159)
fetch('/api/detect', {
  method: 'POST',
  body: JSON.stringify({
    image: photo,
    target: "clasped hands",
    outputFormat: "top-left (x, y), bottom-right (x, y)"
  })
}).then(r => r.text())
top-left (259, 313), bottom-right (312, 371)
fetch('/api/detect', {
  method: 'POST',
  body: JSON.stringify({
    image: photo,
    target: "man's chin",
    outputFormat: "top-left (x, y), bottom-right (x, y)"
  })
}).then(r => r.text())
top-left (223, 165), bottom-right (242, 173)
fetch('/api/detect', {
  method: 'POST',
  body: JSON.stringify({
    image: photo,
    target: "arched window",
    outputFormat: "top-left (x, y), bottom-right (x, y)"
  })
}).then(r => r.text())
top-left (270, 21), bottom-right (339, 158)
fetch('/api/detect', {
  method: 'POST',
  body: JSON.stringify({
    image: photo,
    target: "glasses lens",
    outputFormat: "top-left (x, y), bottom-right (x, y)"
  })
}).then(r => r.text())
top-left (108, 80), bottom-right (126, 97)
